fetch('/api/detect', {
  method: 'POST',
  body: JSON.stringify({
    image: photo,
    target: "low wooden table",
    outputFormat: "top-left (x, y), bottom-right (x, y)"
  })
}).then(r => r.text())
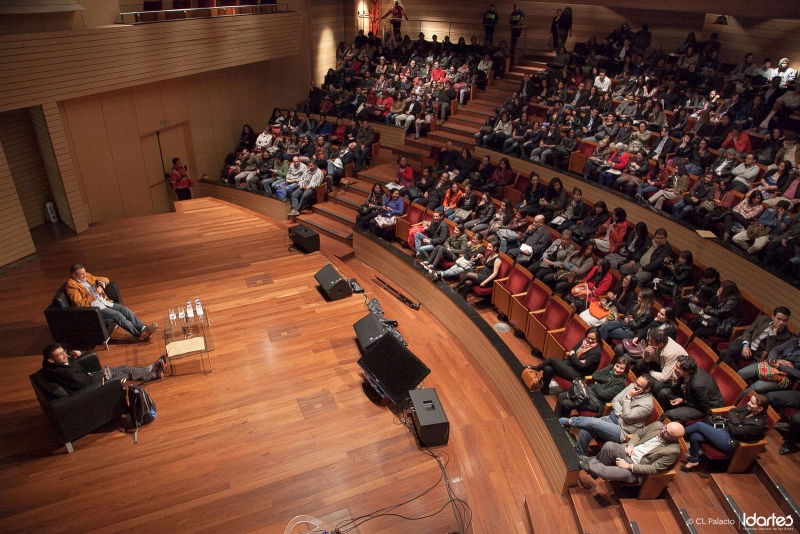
top-left (162, 309), bottom-right (214, 375)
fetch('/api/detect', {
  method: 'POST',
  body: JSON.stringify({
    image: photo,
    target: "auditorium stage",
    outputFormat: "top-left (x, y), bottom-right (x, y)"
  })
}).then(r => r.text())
top-left (0, 199), bottom-right (551, 533)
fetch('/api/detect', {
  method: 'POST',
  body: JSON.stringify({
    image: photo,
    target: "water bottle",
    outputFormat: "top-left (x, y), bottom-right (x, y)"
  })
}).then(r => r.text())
top-left (178, 306), bottom-right (186, 321)
top-left (169, 308), bottom-right (176, 323)
top-left (103, 365), bottom-right (111, 380)
top-left (186, 299), bottom-right (194, 318)
top-left (195, 297), bottom-right (203, 316)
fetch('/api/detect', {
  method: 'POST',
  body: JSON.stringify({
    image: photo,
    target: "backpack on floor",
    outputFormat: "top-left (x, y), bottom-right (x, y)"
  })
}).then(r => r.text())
top-left (128, 384), bottom-right (156, 444)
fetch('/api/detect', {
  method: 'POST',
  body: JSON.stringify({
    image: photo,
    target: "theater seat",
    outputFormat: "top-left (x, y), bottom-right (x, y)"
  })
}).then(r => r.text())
top-left (492, 264), bottom-right (533, 318)
top-left (684, 338), bottom-right (719, 372)
top-left (509, 279), bottom-right (552, 334)
top-left (526, 296), bottom-right (572, 355)
top-left (471, 253), bottom-right (513, 299)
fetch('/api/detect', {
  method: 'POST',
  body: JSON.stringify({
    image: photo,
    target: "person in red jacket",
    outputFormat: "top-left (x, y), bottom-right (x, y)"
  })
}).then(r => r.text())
top-left (381, 0), bottom-right (408, 37)
top-left (595, 207), bottom-right (630, 253)
top-left (481, 157), bottom-right (514, 198)
top-left (170, 158), bottom-right (194, 200)
top-left (597, 143), bottom-right (631, 188)
top-left (721, 125), bottom-right (752, 157)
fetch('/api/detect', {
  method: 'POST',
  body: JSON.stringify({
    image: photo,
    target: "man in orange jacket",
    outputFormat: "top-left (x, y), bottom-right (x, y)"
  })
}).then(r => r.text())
top-left (66, 264), bottom-right (158, 341)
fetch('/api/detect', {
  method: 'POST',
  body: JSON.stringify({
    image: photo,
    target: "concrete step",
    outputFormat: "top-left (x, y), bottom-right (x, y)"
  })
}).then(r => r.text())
top-left (293, 212), bottom-right (353, 246)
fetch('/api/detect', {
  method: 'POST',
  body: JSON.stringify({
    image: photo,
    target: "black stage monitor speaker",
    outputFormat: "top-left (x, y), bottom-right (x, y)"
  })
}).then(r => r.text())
top-left (353, 313), bottom-right (388, 351)
top-left (289, 224), bottom-right (320, 254)
top-left (314, 264), bottom-right (352, 301)
top-left (357, 333), bottom-right (430, 406)
top-left (409, 388), bottom-right (449, 447)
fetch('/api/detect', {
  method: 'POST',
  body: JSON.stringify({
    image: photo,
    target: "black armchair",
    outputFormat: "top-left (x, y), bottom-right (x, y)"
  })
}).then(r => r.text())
top-left (44, 282), bottom-right (122, 350)
top-left (29, 351), bottom-right (128, 453)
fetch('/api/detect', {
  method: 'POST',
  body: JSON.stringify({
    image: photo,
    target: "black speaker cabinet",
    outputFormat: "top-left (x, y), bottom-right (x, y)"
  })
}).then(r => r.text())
top-left (314, 264), bottom-right (352, 301)
top-left (289, 224), bottom-right (320, 254)
top-left (409, 388), bottom-right (449, 447)
top-left (353, 313), bottom-right (388, 351)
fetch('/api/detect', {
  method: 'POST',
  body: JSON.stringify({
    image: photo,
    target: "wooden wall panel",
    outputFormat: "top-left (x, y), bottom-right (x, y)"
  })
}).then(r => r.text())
top-left (159, 77), bottom-right (190, 126)
top-left (29, 105), bottom-right (76, 232)
top-left (378, 1), bottom-right (705, 54)
top-left (0, 109), bottom-right (51, 229)
top-left (701, 15), bottom-right (800, 69)
top-left (0, 12), bottom-right (301, 113)
top-left (61, 94), bottom-right (126, 223)
top-left (0, 143), bottom-right (36, 268)
top-left (56, 101), bottom-right (93, 226)
top-left (471, 146), bottom-right (800, 330)
top-left (99, 89), bottom-right (155, 218)
top-left (309, 0), bottom-right (346, 85)
top-left (131, 84), bottom-right (166, 136)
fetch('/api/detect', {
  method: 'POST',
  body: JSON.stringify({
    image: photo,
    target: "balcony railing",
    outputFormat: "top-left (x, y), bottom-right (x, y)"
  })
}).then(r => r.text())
top-left (117, 1), bottom-right (290, 24)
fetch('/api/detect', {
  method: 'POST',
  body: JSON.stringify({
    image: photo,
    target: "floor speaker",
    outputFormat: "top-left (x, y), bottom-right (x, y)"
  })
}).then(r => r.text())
top-left (409, 388), bottom-right (449, 447)
top-left (289, 224), bottom-right (320, 254)
top-left (314, 264), bottom-right (352, 301)
top-left (353, 313), bottom-right (388, 351)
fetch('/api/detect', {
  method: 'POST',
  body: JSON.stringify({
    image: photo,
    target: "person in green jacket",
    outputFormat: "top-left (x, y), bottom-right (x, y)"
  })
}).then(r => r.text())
top-left (554, 356), bottom-right (630, 418)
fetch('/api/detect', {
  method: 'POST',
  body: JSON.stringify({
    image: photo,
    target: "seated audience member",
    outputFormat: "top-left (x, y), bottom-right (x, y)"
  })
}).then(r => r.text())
top-left (529, 328), bottom-right (603, 395)
top-left (551, 187), bottom-right (585, 232)
top-left (413, 210), bottom-right (448, 262)
top-left (581, 138), bottom-right (613, 180)
top-left (260, 154), bottom-right (289, 196)
top-left (287, 160), bottom-right (324, 216)
top-left (430, 232), bottom-right (485, 281)
top-left (653, 250), bottom-right (694, 300)
top-left (41, 344), bottom-right (167, 390)
top-left (579, 421), bottom-right (685, 484)
top-left (368, 189), bottom-right (405, 235)
top-left (326, 142), bottom-right (357, 186)
top-left (566, 258), bottom-right (614, 314)
top-left (255, 126), bottom-right (274, 151)
top-left (656, 355), bottom-right (724, 422)
top-left (422, 224), bottom-right (468, 272)
top-left (631, 328), bottom-right (687, 387)
top-left (463, 192), bottom-right (495, 231)
top-left (279, 155), bottom-right (308, 196)
top-left (554, 356), bottom-right (630, 418)
top-left (563, 374), bottom-right (655, 457)
top-left (737, 337), bottom-right (800, 399)
top-left (545, 240), bottom-right (596, 296)
top-left (672, 267), bottom-right (720, 318)
top-left (517, 173), bottom-right (546, 215)
top-left (605, 221), bottom-right (649, 270)
top-left (681, 393), bottom-right (770, 472)
top-left (571, 201), bottom-right (609, 243)
top-left (474, 109), bottom-right (500, 146)
top-left (768, 389), bottom-right (800, 455)
top-left (599, 288), bottom-right (655, 342)
top-left (234, 148), bottom-right (260, 189)
top-left (65, 264), bottom-right (158, 341)
top-left (580, 274), bottom-right (639, 328)
top-left (450, 183), bottom-right (478, 221)
top-left (618, 228), bottom-right (671, 285)
top-left (449, 148), bottom-right (476, 184)
top-left (672, 173), bottom-right (717, 222)
top-left (732, 200), bottom-right (792, 255)
top-left (506, 215), bottom-right (551, 265)
top-left (417, 172), bottom-right (450, 211)
top-left (613, 150), bottom-right (650, 197)
top-left (239, 124), bottom-right (256, 152)
top-left (526, 229), bottom-right (576, 279)
top-left (594, 207), bottom-right (630, 254)
top-left (686, 280), bottom-right (743, 346)
top-left (597, 143), bottom-right (631, 188)
top-left (481, 157), bottom-right (514, 197)
top-left (455, 238), bottom-right (502, 299)
top-left (355, 183), bottom-right (387, 230)
top-left (730, 153), bottom-right (761, 193)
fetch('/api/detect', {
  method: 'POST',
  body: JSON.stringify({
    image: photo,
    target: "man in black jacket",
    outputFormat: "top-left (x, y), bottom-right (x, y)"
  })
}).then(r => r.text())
top-left (657, 355), bottom-right (724, 423)
top-left (414, 210), bottom-right (449, 262)
top-left (647, 127), bottom-right (675, 159)
top-left (42, 344), bottom-right (166, 391)
top-left (619, 228), bottom-right (672, 284)
top-left (720, 307), bottom-right (793, 368)
top-left (434, 141), bottom-right (459, 176)
top-left (672, 267), bottom-right (721, 319)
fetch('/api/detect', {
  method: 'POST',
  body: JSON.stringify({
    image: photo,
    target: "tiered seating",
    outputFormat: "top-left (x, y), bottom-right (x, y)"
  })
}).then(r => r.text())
top-left (527, 295), bottom-right (573, 354)
top-left (492, 264), bottom-right (533, 319)
top-left (509, 279), bottom-right (552, 336)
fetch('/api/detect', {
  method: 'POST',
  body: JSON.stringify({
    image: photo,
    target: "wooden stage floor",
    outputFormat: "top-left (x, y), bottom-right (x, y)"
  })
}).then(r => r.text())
top-left (0, 199), bottom-right (549, 533)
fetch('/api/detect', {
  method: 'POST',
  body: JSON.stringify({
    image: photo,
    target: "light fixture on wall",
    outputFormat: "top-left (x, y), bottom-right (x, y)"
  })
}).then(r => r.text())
top-left (713, 15), bottom-right (728, 25)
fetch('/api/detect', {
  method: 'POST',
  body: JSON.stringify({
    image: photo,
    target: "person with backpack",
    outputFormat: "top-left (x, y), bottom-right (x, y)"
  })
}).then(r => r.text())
top-left (41, 344), bottom-right (166, 392)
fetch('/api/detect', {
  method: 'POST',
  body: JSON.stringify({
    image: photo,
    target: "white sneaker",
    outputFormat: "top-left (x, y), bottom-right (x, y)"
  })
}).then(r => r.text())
top-left (288, 210), bottom-right (299, 216)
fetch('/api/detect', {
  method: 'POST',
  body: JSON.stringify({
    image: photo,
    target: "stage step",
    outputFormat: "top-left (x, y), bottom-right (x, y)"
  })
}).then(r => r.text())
top-left (328, 190), bottom-right (365, 211)
top-left (666, 472), bottom-right (737, 533)
top-left (524, 494), bottom-right (579, 533)
top-left (312, 200), bottom-right (357, 226)
top-left (356, 163), bottom-right (396, 188)
top-left (456, 107), bottom-right (491, 122)
top-left (438, 121), bottom-right (478, 138)
top-left (293, 212), bottom-right (353, 246)
top-left (710, 474), bottom-right (787, 531)
top-left (753, 452), bottom-right (800, 526)
top-left (569, 487), bottom-right (627, 534)
top-left (620, 499), bottom-right (682, 534)
top-left (493, 79), bottom-right (520, 92)
top-left (449, 115), bottom-right (484, 129)
top-left (427, 130), bottom-right (476, 148)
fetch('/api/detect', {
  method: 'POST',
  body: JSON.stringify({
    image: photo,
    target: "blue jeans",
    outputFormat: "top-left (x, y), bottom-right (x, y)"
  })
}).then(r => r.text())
top-left (109, 364), bottom-right (158, 382)
top-left (414, 232), bottom-right (435, 261)
top-left (685, 163), bottom-right (703, 175)
top-left (672, 200), bottom-right (695, 220)
top-left (636, 183), bottom-right (659, 198)
top-left (599, 320), bottom-right (634, 341)
top-left (291, 187), bottom-right (316, 212)
top-left (100, 303), bottom-right (147, 337)
top-left (598, 171), bottom-right (616, 188)
top-left (261, 177), bottom-right (283, 195)
top-left (737, 362), bottom-right (786, 399)
top-left (572, 412), bottom-right (624, 456)
top-left (355, 146), bottom-right (371, 167)
top-left (684, 421), bottom-right (733, 462)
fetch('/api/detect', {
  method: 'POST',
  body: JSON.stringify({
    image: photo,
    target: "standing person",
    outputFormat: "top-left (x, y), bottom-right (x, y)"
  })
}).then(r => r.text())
top-left (550, 9), bottom-right (562, 52)
top-left (169, 158), bottom-right (193, 200)
top-left (381, 0), bottom-right (408, 38)
top-left (556, 7), bottom-right (572, 52)
top-left (483, 4), bottom-right (499, 45)
top-left (509, 4), bottom-right (525, 57)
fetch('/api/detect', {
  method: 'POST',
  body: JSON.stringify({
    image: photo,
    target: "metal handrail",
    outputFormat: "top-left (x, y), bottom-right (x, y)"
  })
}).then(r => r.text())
top-left (117, 3), bottom-right (290, 25)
